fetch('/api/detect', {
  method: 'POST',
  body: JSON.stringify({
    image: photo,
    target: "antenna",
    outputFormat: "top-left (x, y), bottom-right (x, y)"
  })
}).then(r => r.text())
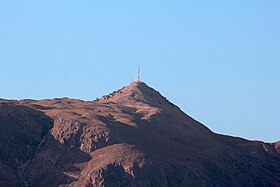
top-left (137, 64), bottom-right (141, 82)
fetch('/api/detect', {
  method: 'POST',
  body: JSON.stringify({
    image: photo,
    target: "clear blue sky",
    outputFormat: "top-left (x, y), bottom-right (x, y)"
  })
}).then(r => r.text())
top-left (0, 1), bottom-right (279, 142)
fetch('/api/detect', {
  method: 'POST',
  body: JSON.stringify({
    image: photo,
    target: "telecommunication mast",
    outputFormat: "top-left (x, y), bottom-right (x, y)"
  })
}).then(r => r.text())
top-left (137, 65), bottom-right (141, 82)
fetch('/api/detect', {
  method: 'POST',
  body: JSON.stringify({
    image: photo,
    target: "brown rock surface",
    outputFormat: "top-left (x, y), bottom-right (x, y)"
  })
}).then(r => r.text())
top-left (0, 82), bottom-right (280, 187)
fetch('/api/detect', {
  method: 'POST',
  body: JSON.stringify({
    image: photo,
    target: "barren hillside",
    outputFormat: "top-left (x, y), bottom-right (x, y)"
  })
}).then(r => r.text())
top-left (0, 82), bottom-right (279, 187)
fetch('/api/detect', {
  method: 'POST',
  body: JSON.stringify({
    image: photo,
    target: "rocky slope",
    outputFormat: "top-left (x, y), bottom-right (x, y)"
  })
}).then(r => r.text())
top-left (0, 82), bottom-right (280, 187)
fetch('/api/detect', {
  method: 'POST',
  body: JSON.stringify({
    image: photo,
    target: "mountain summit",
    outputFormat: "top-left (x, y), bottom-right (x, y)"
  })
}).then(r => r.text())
top-left (98, 82), bottom-right (173, 107)
top-left (0, 82), bottom-right (280, 187)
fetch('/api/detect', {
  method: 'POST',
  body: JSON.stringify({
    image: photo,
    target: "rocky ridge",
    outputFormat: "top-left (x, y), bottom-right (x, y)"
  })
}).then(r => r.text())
top-left (0, 82), bottom-right (280, 187)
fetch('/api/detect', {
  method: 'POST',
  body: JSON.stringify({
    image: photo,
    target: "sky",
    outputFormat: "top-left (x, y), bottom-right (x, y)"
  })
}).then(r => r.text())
top-left (0, 1), bottom-right (279, 142)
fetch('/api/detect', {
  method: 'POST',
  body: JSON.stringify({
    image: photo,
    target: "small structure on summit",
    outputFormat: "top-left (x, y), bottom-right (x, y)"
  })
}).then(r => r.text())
top-left (132, 65), bottom-right (141, 83)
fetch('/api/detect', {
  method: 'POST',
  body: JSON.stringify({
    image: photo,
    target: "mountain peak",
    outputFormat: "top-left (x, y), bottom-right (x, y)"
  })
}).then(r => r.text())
top-left (1, 82), bottom-right (280, 186)
top-left (97, 81), bottom-right (176, 109)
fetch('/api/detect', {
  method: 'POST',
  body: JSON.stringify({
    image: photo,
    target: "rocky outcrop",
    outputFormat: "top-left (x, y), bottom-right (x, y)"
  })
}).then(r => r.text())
top-left (51, 118), bottom-right (112, 153)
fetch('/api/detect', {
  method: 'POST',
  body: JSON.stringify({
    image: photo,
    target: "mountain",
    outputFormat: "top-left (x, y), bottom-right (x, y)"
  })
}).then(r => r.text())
top-left (0, 82), bottom-right (280, 187)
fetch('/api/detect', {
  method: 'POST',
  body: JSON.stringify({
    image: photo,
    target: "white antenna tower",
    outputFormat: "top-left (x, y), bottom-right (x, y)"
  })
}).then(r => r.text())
top-left (137, 64), bottom-right (141, 82)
